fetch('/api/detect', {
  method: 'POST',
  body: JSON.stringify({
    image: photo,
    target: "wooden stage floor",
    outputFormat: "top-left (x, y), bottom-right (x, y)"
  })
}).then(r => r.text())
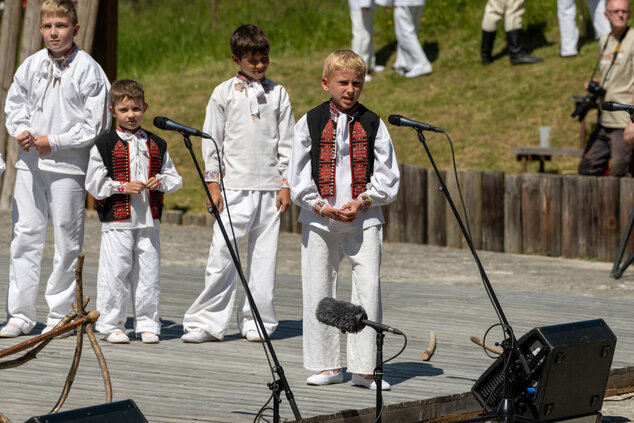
top-left (0, 251), bottom-right (632, 422)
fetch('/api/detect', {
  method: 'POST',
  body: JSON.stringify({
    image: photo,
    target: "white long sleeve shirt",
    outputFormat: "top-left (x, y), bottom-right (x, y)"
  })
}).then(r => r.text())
top-left (4, 48), bottom-right (111, 175)
top-left (289, 110), bottom-right (400, 233)
top-left (0, 153), bottom-right (5, 175)
top-left (85, 128), bottom-right (183, 231)
top-left (201, 75), bottom-right (295, 191)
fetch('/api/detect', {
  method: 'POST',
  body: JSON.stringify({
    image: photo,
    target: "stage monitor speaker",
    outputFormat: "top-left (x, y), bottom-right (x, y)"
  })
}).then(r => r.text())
top-left (472, 319), bottom-right (616, 422)
top-left (25, 399), bottom-right (147, 423)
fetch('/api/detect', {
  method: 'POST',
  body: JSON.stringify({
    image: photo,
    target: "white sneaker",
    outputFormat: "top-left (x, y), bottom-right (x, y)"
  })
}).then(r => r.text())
top-left (351, 373), bottom-right (391, 390)
top-left (42, 324), bottom-right (73, 338)
top-left (364, 74), bottom-right (372, 83)
top-left (373, 65), bottom-right (386, 73)
top-left (181, 328), bottom-right (219, 343)
top-left (245, 329), bottom-right (264, 342)
top-left (404, 65), bottom-right (432, 78)
top-left (106, 330), bottom-right (130, 344)
top-left (0, 323), bottom-right (25, 338)
top-left (140, 332), bottom-right (159, 344)
top-left (306, 369), bottom-right (344, 386)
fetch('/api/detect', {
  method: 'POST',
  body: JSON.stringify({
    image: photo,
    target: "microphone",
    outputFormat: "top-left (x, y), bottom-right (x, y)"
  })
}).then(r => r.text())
top-left (153, 116), bottom-right (211, 139)
top-left (388, 114), bottom-right (444, 133)
top-left (315, 297), bottom-right (403, 335)
top-left (602, 101), bottom-right (634, 113)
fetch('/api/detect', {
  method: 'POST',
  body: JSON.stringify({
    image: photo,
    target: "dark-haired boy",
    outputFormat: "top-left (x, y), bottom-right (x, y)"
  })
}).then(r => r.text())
top-left (182, 24), bottom-right (295, 343)
top-left (86, 79), bottom-right (182, 344)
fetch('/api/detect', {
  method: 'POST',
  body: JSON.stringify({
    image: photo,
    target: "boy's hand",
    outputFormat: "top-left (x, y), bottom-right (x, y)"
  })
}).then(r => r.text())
top-left (322, 206), bottom-right (344, 221)
top-left (207, 182), bottom-right (224, 214)
top-left (146, 177), bottom-right (160, 191)
top-left (126, 181), bottom-right (145, 194)
top-left (16, 131), bottom-right (34, 152)
top-left (34, 135), bottom-right (52, 156)
top-left (338, 199), bottom-right (362, 222)
top-left (276, 188), bottom-right (291, 213)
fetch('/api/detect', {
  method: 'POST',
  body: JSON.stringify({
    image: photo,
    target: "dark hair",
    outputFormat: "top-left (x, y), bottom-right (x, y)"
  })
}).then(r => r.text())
top-left (109, 79), bottom-right (145, 107)
top-left (230, 24), bottom-right (270, 58)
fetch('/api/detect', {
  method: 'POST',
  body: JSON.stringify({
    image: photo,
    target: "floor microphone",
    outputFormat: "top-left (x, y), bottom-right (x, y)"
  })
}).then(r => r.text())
top-left (153, 116), bottom-right (211, 139)
top-left (315, 297), bottom-right (403, 335)
top-left (388, 114), bottom-right (444, 133)
top-left (602, 101), bottom-right (634, 113)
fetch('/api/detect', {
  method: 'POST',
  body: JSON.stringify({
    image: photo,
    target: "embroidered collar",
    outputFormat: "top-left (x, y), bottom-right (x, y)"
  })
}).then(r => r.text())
top-left (116, 126), bottom-right (147, 142)
top-left (47, 43), bottom-right (79, 70)
top-left (329, 100), bottom-right (359, 123)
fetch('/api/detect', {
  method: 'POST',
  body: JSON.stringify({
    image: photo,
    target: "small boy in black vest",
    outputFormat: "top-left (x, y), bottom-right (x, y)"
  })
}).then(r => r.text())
top-left (288, 50), bottom-right (400, 389)
top-left (85, 79), bottom-right (182, 344)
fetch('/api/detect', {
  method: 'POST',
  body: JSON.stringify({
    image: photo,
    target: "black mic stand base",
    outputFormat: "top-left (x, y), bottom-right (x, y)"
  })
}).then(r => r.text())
top-left (180, 134), bottom-right (301, 422)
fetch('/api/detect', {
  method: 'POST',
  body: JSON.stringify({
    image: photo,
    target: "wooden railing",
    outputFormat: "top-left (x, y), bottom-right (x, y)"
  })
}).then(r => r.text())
top-left (281, 164), bottom-right (634, 262)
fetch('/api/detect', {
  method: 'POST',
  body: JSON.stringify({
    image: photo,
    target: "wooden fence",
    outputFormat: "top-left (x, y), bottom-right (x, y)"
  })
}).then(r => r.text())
top-left (0, 0), bottom-right (114, 211)
top-left (281, 164), bottom-right (634, 263)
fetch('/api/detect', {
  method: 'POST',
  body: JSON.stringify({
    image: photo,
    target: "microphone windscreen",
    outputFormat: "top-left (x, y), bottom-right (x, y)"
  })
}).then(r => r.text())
top-left (388, 114), bottom-right (401, 126)
top-left (602, 102), bottom-right (614, 111)
top-left (315, 297), bottom-right (365, 333)
top-left (153, 116), bottom-right (168, 130)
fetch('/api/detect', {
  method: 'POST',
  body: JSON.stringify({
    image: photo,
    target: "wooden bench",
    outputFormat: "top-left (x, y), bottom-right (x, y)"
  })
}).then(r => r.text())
top-left (513, 146), bottom-right (584, 173)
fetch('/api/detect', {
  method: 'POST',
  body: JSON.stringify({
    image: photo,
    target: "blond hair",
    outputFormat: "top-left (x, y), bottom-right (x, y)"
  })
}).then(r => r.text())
top-left (41, 0), bottom-right (78, 26)
top-left (322, 49), bottom-right (366, 81)
top-left (109, 79), bottom-right (145, 107)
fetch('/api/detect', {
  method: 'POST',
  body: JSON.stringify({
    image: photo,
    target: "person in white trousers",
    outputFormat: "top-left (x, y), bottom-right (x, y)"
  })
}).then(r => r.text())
top-left (558, 0), bottom-right (610, 56)
top-left (349, 0), bottom-right (385, 82)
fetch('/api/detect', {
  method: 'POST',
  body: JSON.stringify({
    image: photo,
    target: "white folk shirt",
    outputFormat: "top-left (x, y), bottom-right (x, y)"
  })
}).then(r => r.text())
top-left (4, 48), bottom-right (111, 175)
top-left (85, 128), bottom-right (183, 231)
top-left (201, 75), bottom-right (295, 190)
top-left (0, 153), bottom-right (5, 175)
top-left (289, 110), bottom-right (400, 233)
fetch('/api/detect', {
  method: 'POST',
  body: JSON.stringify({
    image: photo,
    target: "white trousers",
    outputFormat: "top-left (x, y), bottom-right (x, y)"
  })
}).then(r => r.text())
top-left (482, 0), bottom-right (525, 33)
top-left (95, 227), bottom-right (161, 335)
top-left (183, 190), bottom-right (280, 339)
top-left (350, 5), bottom-right (377, 73)
top-left (393, 5), bottom-right (432, 74)
top-left (558, 0), bottom-right (609, 56)
top-left (7, 169), bottom-right (85, 333)
top-left (302, 225), bottom-right (382, 375)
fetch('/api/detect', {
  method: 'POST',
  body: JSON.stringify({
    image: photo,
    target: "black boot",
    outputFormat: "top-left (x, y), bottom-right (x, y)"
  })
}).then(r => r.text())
top-left (506, 29), bottom-right (543, 65)
top-left (481, 30), bottom-right (496, 64)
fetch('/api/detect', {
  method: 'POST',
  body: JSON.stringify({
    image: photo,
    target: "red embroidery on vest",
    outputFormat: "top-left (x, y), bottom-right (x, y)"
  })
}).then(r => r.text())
top-left (318, 120), bottom-right (336, 198)
top-left (112, 140), bottom-right (130, 220)
top-left (350, 121), bottom-right (369, 198)
top-left (147, 138), bottom-right (164, 219)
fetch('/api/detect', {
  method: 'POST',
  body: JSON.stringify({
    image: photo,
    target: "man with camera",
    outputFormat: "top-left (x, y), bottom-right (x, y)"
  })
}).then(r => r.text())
top-left (578, 0), bottom-right (634, 177)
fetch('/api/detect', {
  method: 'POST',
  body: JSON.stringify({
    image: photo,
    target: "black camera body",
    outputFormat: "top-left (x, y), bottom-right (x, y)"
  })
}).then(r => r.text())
top-left (571, 80), bottom-right (606, 121)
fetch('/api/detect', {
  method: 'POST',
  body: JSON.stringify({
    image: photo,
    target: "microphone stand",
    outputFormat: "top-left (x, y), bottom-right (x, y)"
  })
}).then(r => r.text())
top-left (374, 331), bottom-right (385, 423)
top-left (180, 133), bottom-right (301, 422)
top-left (415, 130), bottom-right (533, 423)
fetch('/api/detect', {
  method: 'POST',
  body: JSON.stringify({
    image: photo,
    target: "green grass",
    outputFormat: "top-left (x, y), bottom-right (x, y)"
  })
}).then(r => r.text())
top-left (118, 0), bottom-right (611, 213)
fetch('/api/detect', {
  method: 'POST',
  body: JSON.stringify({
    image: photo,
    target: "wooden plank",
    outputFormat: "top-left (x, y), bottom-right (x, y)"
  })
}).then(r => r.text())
top-left (18, 0), bottom-right (43, 63)
top-left (618, 178), bottom-right (634, 260)
top-left (540, 174), bottom-right (562, 257)
top-left (444, 169), bottom-right (463, 249)
top-left (521, 173), bottom-right (541, 254)
top-left (403, 164), bottom-right (426, 244)
top-left (504, 175), bottom-right (522, 254)
top-left (75, 0), bottom-right (100, 54)
top-left (562, 176), bottom-right (580, 258)
top-left (482, 171), bottom-right (504, 252)
top-left (384, 163), bottom-right (406, 242)
top-left (90, 0), bottom-right (118, 82)
top-left (462, 170), bottom-right (482, 250)
top-left (427, 169), bottom-right (447, 246)
top-left (512, 147), bottom-right (584, 157)
top-left (577, 176), bottom-right (599, 259)
top-left (597, 177), bottom-right (620, 262)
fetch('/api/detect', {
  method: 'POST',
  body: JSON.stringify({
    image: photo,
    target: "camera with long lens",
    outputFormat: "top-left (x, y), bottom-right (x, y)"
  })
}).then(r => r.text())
top-left (571, 80), bottom-right (606, 121)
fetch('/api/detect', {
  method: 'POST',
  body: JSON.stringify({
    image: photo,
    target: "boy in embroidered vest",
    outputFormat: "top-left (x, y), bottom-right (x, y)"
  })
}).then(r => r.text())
top-left (288, 50), bottom-right (400, 390)
top-left (181, 24), bottom-right (295, 343)
top-left (85, 79), bottom-right (182, 344)
top-left (1, 0), bottom-right (111, 338)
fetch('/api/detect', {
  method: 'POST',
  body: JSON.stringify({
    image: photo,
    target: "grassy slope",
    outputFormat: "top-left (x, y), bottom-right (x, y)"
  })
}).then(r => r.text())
top-left (118, 0), bottom-right (607, 213)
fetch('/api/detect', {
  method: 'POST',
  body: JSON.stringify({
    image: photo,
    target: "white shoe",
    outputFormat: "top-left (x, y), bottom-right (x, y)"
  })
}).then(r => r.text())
top-left (181, 328), bottom-right (219, 343)
top-left (42, 324), bottom-right (73, 338)
top-left (0, 323), bottom-right (26, 338)
top-left (140, 332), bottom-right (159, 344)
top-left (307, 369), bottom-right (344, 385)
top-left (106, 330), bottom-right (130, 344)
top-left (245, 329), bottom-right (264, 342)
top-left (404, 65), bottom-right (432, 78)
top-left (372, 65), bottom-right (385, 73)
top-left (364, 74), bottom-right (372, 83)
top-left (351, 373), bottom-right (391, 390)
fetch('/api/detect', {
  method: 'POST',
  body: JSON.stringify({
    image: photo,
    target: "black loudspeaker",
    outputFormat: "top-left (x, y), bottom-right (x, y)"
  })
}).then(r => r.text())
top-left (472, 319), bottom-right (616, 422)
top-left (25, 399), bottom-right (147, 423)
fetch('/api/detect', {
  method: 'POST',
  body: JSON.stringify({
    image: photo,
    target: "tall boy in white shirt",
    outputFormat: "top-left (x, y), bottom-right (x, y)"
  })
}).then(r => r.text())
top-left (1, 0), bottom-right (111, 337)
top-left (85, 79), bottom-right (182, 344)
top-left (181, 24), bottom-right (295, 343)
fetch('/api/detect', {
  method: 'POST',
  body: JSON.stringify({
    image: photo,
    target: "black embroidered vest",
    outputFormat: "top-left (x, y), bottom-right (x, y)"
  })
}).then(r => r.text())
top-left (93, 130), bottom-right (167, 222)
top-left (306, 101), bottom-right (379, 198)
